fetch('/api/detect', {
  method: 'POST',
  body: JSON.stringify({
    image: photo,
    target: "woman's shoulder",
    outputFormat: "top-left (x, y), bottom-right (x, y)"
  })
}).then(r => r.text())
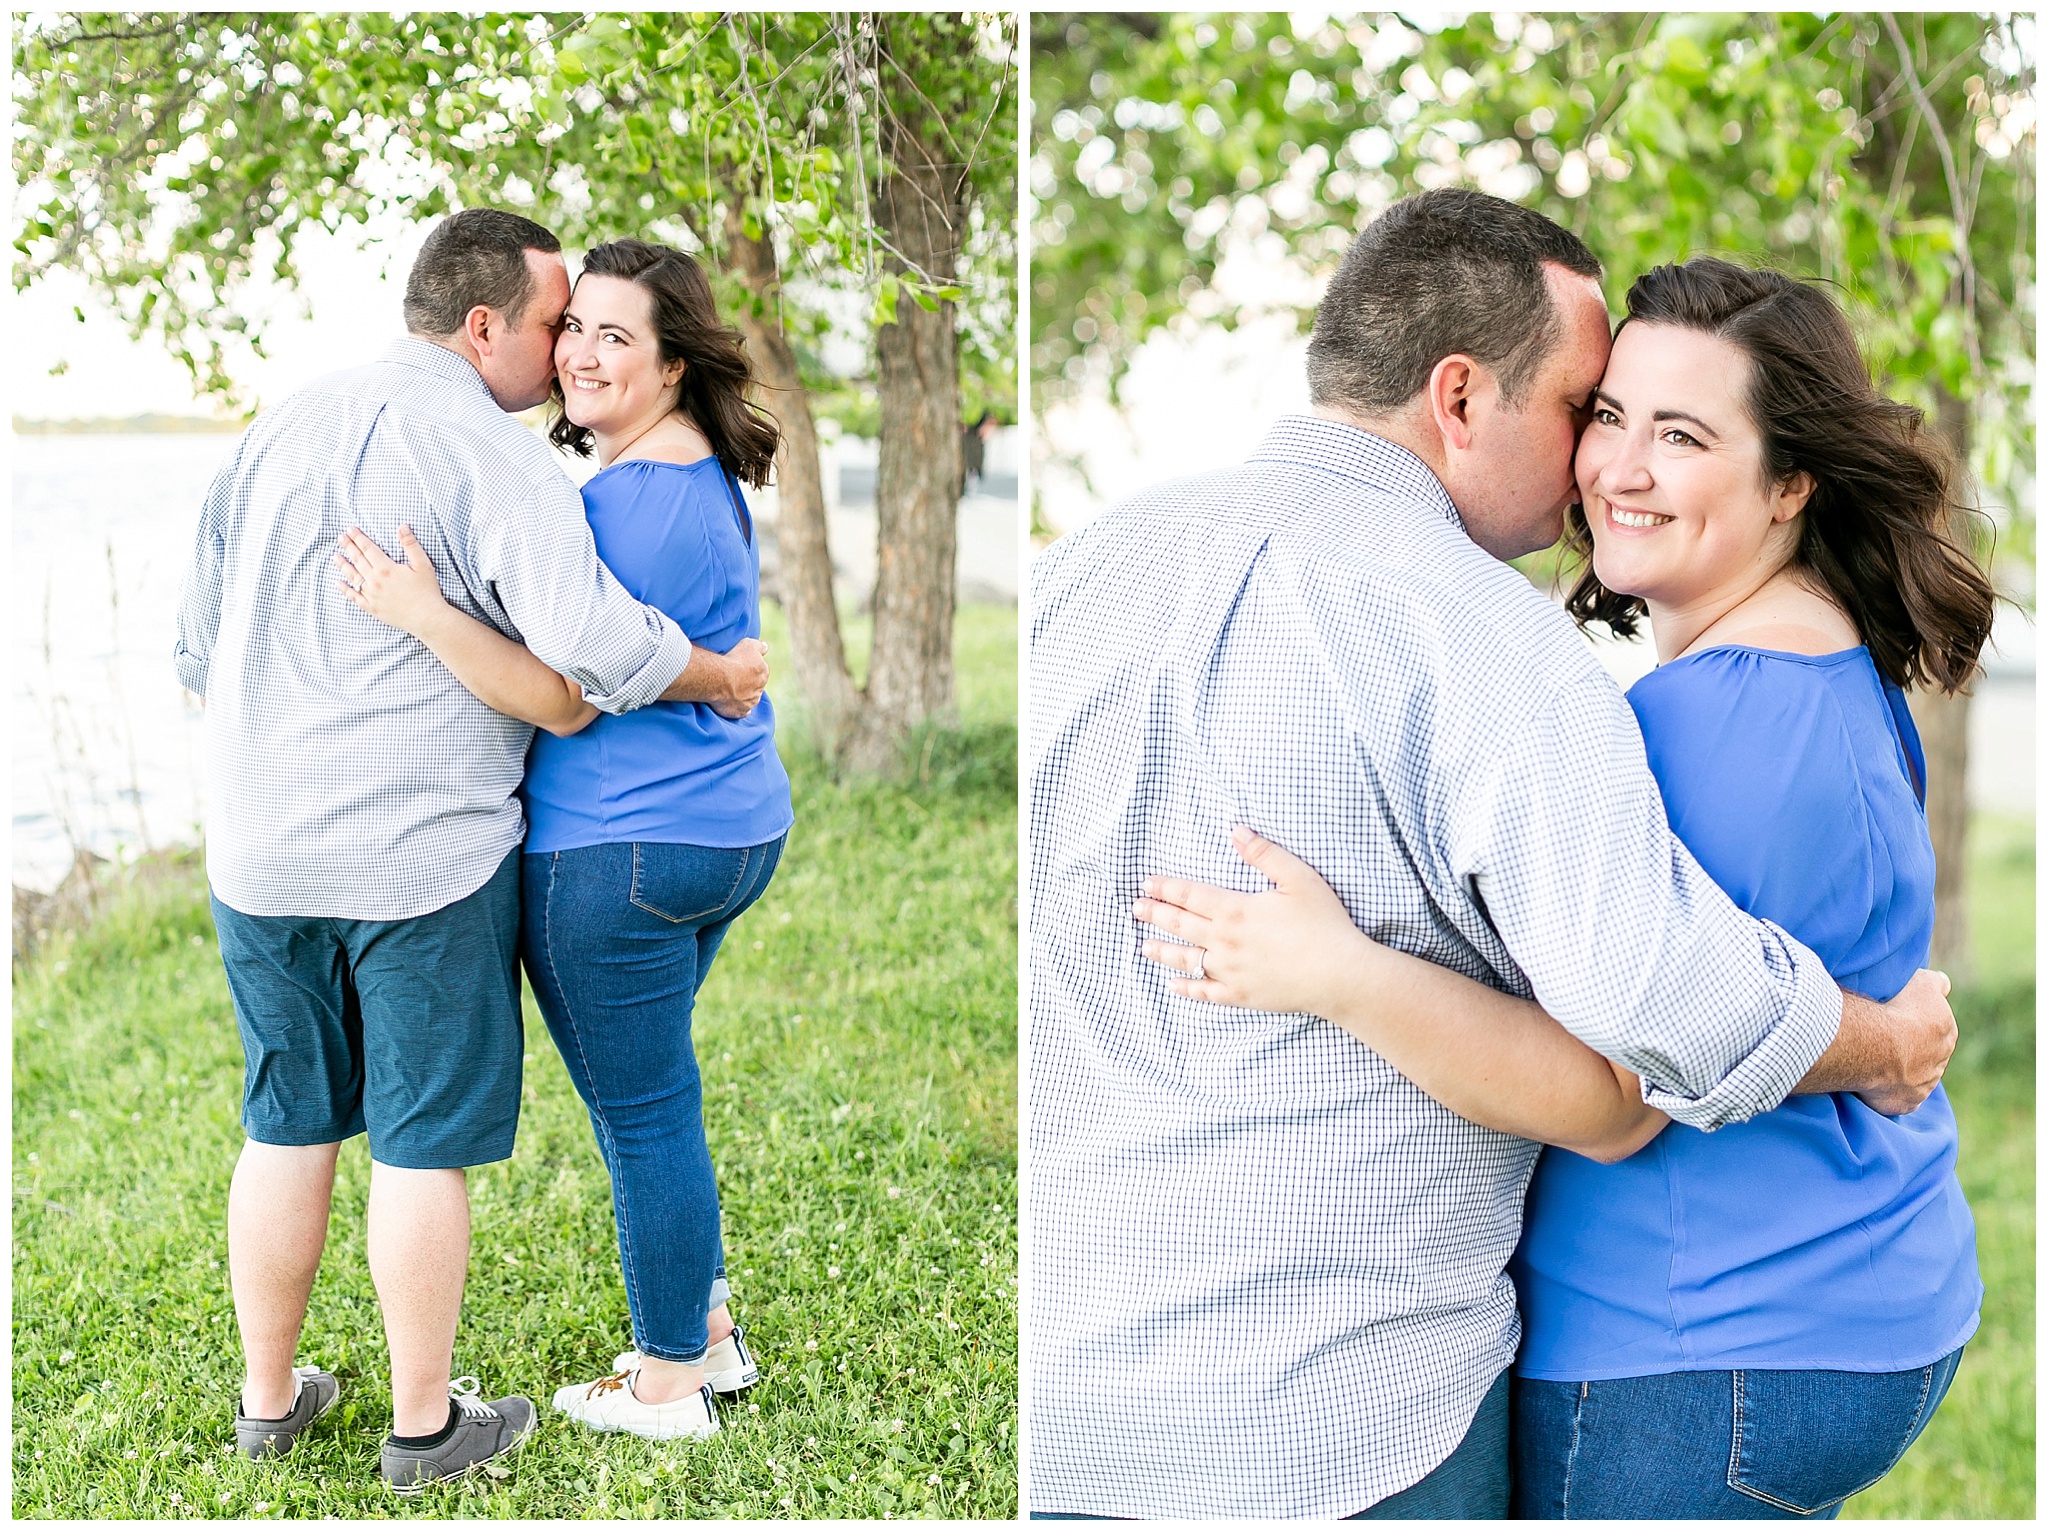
top-left (1627, 646), bottom-right (1876, 815)
top-left (582, 454), bottom-right (728, 509)
top-left (1628, 640), bottom-right (1865, 720)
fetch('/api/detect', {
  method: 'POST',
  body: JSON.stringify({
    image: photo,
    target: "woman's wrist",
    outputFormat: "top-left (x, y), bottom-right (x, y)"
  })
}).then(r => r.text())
top-left (397, 599), bottom-right (461, 649)
top-left (1310, 924), bottom-right (1400, 1026)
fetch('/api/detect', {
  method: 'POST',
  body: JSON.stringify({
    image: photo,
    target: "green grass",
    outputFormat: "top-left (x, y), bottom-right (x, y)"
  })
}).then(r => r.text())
top-left (1844, 811), bottom-right (2034, 1520)
top-left (12, 603), bottom-right (1018, 1519)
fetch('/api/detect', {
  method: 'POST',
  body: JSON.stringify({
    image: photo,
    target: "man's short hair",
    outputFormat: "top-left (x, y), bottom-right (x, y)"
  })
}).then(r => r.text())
top-left (402, 207), bottom-right (563, 337)
top-left (1306, 188), bottom-right (1603, 414)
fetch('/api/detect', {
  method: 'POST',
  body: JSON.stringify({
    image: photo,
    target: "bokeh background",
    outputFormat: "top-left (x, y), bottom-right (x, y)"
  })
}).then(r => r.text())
top-left (1030, 12), bottom-right (2032, 1518)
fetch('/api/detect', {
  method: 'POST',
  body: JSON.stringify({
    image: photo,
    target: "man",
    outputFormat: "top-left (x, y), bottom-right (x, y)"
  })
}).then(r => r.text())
top-left (1026, 189), bottom-right (1957, 1518)
top-left (174, 208), bottom-right (768, 1491)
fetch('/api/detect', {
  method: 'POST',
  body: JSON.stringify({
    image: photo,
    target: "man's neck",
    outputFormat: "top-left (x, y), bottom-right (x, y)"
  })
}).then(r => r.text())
top-left (415, 330), bottom-right (484, 375)
top-left (1309, 404), bottom-right (1447, 481)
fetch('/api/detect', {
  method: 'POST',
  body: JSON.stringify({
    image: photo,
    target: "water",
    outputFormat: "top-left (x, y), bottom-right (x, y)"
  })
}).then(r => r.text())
top-left (13, 434), bottom-right (233, 893)
top-left (12, 431), bottom-right (1024, 895)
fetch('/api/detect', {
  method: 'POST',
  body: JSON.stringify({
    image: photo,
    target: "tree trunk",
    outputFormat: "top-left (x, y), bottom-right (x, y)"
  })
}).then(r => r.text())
top-left (843, 24), bottom-right (969, 774)
top-left (722, 206), bottom-right (861, 754)
top-left (1906, 384), bottom-right (1976, 981)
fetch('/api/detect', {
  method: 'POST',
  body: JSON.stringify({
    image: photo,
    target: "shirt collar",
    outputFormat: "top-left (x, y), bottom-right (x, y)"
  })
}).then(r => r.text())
top-left (381, 335), bottom-right (501, 405)
top-left (1248, 415), bottom-right (1466, 533)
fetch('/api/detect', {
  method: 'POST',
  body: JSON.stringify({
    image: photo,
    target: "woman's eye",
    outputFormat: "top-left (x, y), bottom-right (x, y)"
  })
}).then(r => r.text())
top-left (1592, 407), bottom-right (1621, 426)
top-left (1662, 428), bottom-right (1700, 448)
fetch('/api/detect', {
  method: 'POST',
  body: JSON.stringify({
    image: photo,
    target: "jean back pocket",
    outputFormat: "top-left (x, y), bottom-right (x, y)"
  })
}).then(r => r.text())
top-left (628, 842), bottom-right (754, 925)
top-left (1727, 1351), bottom-right (1961, 1515)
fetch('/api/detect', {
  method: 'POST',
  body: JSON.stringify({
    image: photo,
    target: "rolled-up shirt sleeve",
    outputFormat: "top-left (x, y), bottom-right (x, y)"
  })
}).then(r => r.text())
top-left (472, 478), bottom-right (694, 715)
top-left (1450, 674), bottom-right (1842, 1131)
top-left (173, 452), bottom-right (235, 696)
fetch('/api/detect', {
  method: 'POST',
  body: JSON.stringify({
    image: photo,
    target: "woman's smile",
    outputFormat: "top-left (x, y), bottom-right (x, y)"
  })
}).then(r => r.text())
top-left (1604, 502), bottom-right (1674, 532)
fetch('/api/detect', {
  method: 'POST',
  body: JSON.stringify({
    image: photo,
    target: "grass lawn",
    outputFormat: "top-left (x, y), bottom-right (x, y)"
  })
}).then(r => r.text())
top-left (1843, 811), bottom-right (2034, 1520)
top-left (12, 603), bottom-right (1019, 1519)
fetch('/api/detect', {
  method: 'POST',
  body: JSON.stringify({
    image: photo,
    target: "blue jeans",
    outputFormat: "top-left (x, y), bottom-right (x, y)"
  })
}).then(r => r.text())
top-left (521, 837), bottom-right (784, 1363)
top-left (1512, 1348), bottom-right (1966, 1519)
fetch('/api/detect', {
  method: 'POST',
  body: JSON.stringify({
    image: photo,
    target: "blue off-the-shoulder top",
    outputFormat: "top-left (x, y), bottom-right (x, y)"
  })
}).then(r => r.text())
top-left (1511, 645), bottom-right (1981, 1378)
top-left (522, 457), bottom-right (794, 853)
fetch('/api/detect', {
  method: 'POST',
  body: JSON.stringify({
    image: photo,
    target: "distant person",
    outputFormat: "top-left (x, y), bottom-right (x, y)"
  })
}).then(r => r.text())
top-left (1134, 256), bottom-right (1991, 1518)
top-left (174, 208), bottom-right (767, 1491)
top-left (1026, 190), bottom-right (1963, 1518)
top-left (340, 237), bottom-right (792, 1446)
top-left (960, 409), bottom-right (997, 498)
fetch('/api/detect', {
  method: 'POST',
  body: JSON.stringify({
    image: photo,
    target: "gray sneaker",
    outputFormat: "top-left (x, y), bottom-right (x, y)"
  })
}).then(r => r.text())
top-left (381, 1377), bottom-right (537, 1495)
top-left (235, 1365), bottom-right (341, 1460)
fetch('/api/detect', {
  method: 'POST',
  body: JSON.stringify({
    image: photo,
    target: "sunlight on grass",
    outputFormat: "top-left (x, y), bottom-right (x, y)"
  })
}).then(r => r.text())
top-left (12, 609), bottom-right (1018, 1518)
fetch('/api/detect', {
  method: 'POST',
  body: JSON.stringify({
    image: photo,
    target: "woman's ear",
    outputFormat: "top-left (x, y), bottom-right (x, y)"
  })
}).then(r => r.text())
top-left (1772, 470), bottom-right (1816, 522)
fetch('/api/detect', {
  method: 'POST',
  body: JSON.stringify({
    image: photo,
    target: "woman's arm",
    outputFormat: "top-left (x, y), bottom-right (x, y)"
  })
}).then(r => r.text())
top-left (336, 526), bottom-right (599, 737)
top-left (1133, 827), bottom-right (1668, 1162)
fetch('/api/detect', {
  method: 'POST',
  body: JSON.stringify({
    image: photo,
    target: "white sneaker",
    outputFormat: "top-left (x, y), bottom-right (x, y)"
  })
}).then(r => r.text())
top-left (551, 1371), bottom-right (720, 1441)
top-left (612, 1325), bottom-right (760, 1394)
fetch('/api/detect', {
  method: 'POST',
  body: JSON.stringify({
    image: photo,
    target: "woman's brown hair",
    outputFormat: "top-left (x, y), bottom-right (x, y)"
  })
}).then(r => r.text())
top-left (550, 238), bottom-right (780, 489)
top-left (1563, 257), bottom-right (1995, 694)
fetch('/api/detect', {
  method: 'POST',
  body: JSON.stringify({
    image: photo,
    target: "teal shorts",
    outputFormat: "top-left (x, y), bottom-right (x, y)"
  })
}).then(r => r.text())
top-left (209, 850), bottom-right (524, 1170)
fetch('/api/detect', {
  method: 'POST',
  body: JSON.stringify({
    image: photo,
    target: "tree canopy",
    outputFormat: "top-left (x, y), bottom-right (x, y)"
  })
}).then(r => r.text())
top-left (1031, 12), bottom-right (2033, 562)
top-left (16, 11), bottom-right (1018, 421)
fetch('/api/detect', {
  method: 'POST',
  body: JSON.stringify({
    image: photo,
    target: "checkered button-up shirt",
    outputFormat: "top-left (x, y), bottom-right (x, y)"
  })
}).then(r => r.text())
top-left (174, 338), bottom-right (693, 920)
top-left (1026, 417), bottom-right (1841, 1519)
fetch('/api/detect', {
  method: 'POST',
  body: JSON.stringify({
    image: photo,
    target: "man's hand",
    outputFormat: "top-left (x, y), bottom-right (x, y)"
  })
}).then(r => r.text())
top-left (1797, 968), bottom-right (1956, 1116)
top-left (659, 636), bottom-right (769, 717)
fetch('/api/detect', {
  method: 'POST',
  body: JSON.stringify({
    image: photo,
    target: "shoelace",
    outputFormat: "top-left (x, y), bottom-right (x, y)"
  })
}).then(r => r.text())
top-left (448, 1377), bottom-right (498, 1420)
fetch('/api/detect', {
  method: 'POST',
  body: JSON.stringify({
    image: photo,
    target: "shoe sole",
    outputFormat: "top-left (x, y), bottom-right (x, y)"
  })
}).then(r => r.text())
top-left (385, 1410), bottom-right (538, 1497)
top-left (557, 1410), bottom-right (721, 1442)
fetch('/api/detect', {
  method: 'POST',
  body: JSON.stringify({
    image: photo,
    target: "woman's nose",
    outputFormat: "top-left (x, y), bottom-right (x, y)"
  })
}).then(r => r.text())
top-left (1598, 431), bottom-right (1656, 492)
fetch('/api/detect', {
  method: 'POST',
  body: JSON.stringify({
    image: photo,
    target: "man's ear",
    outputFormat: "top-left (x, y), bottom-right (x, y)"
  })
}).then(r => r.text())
top-left (1426, 354), bottom-right (1481, 454)
top-left (463, 304), bottom-right (496, 358)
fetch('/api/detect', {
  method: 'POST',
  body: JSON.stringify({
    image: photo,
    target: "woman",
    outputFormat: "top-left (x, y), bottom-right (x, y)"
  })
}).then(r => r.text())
top-left (337, 237), bottom-right (792, 1442)
top-left (1132, 259), bottom-right (1992, 1518)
